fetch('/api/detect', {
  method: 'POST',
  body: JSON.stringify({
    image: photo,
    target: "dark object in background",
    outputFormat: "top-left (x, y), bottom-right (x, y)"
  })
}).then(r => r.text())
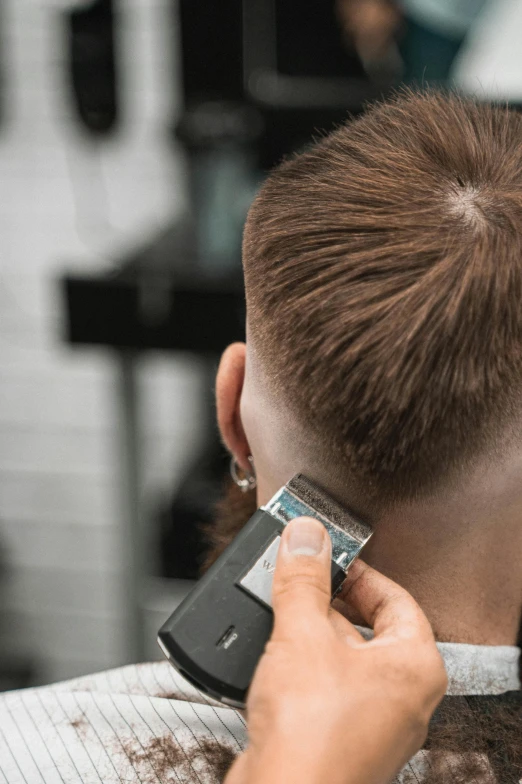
top-left (0, 533), bottom-right (36, 690)
top-left (177, 0), bottom-right (244, 105)
top-left (400, 14), bottom-right (467, 84)
top-left (174, 0), bottom-right (383, 169)
top-left (177, 0), bottom-right (366, 102)
top-left (159, 441), bottom-right (231, 580)
top-left (0, 654), bottom-right (35, 692)
top-left (274, 0), bottom-right (366, 79)
top-left (65, 0), bottom-right (118, 135)
top-left (63, 224), bottom-right (246, 351)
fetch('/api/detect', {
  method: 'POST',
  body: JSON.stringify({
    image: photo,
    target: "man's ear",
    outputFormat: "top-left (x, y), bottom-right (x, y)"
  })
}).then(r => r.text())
top-left (216, 342), bottom-right (251, 472)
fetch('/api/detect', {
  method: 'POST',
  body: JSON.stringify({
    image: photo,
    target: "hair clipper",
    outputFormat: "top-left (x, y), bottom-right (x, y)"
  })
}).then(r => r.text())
top-left (158, 474), bottom-right (372, 708)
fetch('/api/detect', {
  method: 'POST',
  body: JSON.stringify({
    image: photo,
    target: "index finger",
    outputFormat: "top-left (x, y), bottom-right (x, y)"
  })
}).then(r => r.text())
top-left (339, 560), bottom-right (435, 643)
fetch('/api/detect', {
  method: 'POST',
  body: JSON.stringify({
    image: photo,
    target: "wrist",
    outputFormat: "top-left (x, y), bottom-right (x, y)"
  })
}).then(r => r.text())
top-left (237, 712), bottom-right (420, 784)
top-left (245, 736), bottom-right (353, 784)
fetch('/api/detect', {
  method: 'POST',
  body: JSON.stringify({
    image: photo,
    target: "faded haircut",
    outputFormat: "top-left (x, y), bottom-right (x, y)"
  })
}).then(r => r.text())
top-left (243, 89), bottom-right (522, 501)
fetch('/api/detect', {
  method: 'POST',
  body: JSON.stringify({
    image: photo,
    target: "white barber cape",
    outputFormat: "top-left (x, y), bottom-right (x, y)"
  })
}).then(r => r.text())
top-left (0, 642), bottom-right (519, 784)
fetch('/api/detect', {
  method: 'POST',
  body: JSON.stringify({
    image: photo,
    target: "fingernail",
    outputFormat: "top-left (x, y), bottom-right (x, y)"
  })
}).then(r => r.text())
top-left (286, 517), bottom-right (326, 556)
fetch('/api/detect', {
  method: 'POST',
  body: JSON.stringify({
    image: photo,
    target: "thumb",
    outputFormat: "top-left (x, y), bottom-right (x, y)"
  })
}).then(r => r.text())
top-left (271, 517), bottom-right (332, 636)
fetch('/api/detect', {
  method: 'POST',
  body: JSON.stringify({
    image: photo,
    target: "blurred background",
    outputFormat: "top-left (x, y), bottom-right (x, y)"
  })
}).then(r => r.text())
top-left (0, 0), bottom-right (520, 690)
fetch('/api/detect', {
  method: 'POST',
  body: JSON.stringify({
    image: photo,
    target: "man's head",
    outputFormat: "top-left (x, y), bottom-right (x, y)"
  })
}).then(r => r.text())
top-left (214, 90), bottom-right (522, 643)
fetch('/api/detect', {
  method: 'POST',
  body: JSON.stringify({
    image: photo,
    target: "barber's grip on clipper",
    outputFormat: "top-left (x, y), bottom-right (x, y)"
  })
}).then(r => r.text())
top-left (158, 474), bottom-right (373, 708)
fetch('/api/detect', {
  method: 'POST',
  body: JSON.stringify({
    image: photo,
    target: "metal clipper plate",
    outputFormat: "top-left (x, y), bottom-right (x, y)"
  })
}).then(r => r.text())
top-left (239, 536), bottom-right (281, 609)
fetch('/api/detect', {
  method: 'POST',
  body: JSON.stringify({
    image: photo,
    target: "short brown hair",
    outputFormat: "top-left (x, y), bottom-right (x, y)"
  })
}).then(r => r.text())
top-left (243, 90), bottom-right (522, 501)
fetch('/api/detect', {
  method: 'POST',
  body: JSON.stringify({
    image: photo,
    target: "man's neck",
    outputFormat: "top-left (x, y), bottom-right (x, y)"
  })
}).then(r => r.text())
top-left (362, 502), bottom-right (522, 646)
top-left (301, 443), bottom-right (522, 647)
top-left (220, 464), bottom-right (522, 647)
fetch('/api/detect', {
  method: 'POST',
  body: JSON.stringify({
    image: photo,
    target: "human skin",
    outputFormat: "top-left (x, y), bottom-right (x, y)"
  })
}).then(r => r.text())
top-left (336, 0), bottom-right (401, 63)
top-left (216, 342), bottom-right (522, 646)
top-left (224, 516), bottom-right (447, 784)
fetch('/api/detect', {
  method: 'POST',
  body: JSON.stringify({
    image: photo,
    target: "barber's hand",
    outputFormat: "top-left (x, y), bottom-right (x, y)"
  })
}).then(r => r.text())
top-left (225, 517), bottom-right (447, 784)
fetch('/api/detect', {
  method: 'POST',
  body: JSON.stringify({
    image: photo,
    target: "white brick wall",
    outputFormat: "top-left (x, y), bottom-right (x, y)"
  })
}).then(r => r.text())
top-left (0, 0), bottom-right (205, 685)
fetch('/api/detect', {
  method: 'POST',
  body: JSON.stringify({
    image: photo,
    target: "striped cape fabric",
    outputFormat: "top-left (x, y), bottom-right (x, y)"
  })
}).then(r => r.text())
top-left (0, 662), bottom-right (247, 784)
top-left (0, 640), bottom-right (519, 783)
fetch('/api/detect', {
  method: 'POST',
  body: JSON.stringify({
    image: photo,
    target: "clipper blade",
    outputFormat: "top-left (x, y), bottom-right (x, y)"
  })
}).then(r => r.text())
top-left (262, 474), bottom-right (372, 571)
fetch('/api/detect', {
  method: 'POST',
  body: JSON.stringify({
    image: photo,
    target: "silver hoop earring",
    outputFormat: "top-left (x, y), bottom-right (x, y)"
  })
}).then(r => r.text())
top-left (230, 455), bottom-right (257, 492)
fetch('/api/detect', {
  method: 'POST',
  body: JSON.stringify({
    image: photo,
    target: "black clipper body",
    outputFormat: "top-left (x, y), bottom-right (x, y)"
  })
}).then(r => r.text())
top-left (158, 474), bottom-right (372, 708)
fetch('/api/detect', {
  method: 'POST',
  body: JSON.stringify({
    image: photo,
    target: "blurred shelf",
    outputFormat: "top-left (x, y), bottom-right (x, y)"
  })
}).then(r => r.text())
top-left (62, 222), bottom-right (245, 353)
